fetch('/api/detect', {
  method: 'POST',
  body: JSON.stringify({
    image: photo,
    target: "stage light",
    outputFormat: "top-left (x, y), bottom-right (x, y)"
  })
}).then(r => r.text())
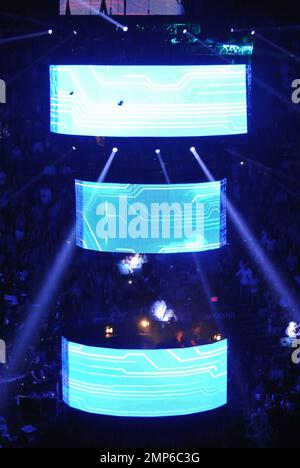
top-left (251, 30), bottom-right (255, 36)
top-left (98, 9), bottom-right (128, 32)
top-left (214, 333), bottom-right (222, 341)
top-left (193, 148), bottom-right (300, 323)
top-left (286, 322), bottom-right (299, 339)
top-left (48, 29), bottom-right (53, 35)
top-left (73, 30), bottom-right (78, 35)
top-left (254, 32), bottom-right (300, 62)
top-left (128, 279), bottom-right (133, 285)
top-left (130, 255), bottom-right (140, 269)
top-left (1, 150), bottom-right (117, 393)
top-left (118, 254), bottom-right (146, 275)
top-left (140, 319), bottom-right (150, 329)
top-left (72, 146), bottom-right (76, 151)
top-left (190, 146), bottom-right (196, 152)
top-left (240, 161), bottom-right (244, 165)
top-left (105, 325), bottom-right (114, 335)
top-left (151, 300), bottom-right (168, 321)
top-left (155, 149), bottom-right (160, 154)
top-left (183, 29), bottom-right (188, 34)
top-left (231, 28), bottom-right (234, 33)
top-left (112, 147), bottom-right (118, 153)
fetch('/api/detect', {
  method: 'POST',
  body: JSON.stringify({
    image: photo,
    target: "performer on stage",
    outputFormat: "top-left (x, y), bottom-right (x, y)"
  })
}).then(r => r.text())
top-left (286, 321), bottom-right (300, 339)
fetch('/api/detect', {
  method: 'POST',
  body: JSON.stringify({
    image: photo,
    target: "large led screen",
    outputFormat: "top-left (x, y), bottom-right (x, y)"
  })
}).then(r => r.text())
top-left (60, 0), bottom-right (185, 15)
top-left (62, 337), bottom-right (228, 417)
top-left (75, 179), bottom-right (227, 254)
top-left (50, 65), bottom-right (248, 137)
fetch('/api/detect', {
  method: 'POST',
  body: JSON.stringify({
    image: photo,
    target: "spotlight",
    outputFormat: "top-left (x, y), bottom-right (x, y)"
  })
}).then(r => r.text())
top-left (240, 161), bottom-right (244, 165)
top-left (105, 325), bottom-right (114, 336)
top-left (72, 146), bottom-right (76, 151)
top-left (48, 29), bottom-right (53, 35)
top-left (112, 147), bottom-right (118, 153)
top-left (155, 149), bottom-right (160, 154)
top-left (213, 333), bottom-right (222, 342)
top-left (128, 279), bottom-right (133, 285)
top-left (251, 30), bottom-right (255, 36)
top-left (190, 146), bottom-right (196, 152)
top-left (231, 28), bottom-right (234, 33)
top-left (123, 26), bottom-right (129, 32)
top-left (130, 255), bottom-right (140, 269)
top-left (151, 300), bottom-right (168, 321)
top-left (183, 29), bottom-right (188, 34)
top-left (286, 321), bottom-right (300, 339)
top-left (73, 30), bottom-right (78, 35)
top-left (140, 319), bottom-right (150, 329)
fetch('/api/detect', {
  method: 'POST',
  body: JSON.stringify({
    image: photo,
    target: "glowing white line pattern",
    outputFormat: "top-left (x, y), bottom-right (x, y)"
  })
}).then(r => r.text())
top-left (75, 180), bottom-right (226, 254)
top-left (50, 65), bottom-right (248, 137)
top-left (62, 338), bottom-right (228, 417)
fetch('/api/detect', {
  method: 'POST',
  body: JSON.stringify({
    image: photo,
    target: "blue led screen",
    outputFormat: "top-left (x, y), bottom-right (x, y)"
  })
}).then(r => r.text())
top-left (75, 179), bottom-right (227, 254)
top-left (62, 338), bottom-right (228, 417)
top-left (50, 65), bottom-right (248, 137)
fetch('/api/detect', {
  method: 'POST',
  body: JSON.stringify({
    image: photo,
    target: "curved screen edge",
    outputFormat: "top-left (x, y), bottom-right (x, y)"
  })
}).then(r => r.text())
top-left (75, 179), bottom-right (227, 254)
top-left (62, 337), bottom-right (228, 417)
top-left (50, 65), bottom-right (248, 138)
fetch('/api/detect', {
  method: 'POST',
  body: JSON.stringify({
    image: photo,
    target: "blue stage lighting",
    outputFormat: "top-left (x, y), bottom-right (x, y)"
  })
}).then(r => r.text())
top-left (1, 150), bottom-right (117, 397)
top-left (192, 148), bottom-right (300, 321)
